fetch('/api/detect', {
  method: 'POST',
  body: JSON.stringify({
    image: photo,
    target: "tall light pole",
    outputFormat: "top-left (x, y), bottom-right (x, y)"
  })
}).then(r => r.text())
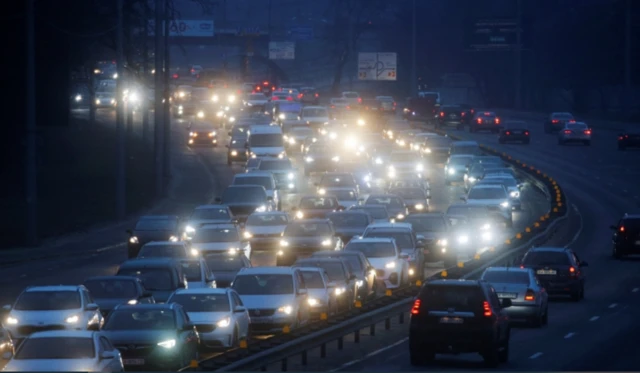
top-left (153, 0), bottom-right (165, 198)
top-left (115, 0), bottom-right (126, 219)
top-left (26, 0), bottom-right (37, 245)
top-left (410, 0), bottom-right (417, 96)
top-left (163, 0), bottom-right (171, 179)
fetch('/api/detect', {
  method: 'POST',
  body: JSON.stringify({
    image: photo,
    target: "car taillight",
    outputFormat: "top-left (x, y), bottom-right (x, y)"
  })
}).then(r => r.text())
top-left (287, 97), bottom-right (293, 101)
top-left (172, 73), bottom-right (179, 79)
top-left (358, 97), bottom-right (362, 103)
top-left (483, 301), bottom-right (492, 317)
top-left (505, 131), bottom-right (511, 135)
top-left (563, 130), bottom-right (572, 134)
top-left (618, 135), bottom-right (625, 140)
top-left (495, 118), bottom-right (500, 124)
top-left (620, 226), bottom-right (625, 232)
top-left (256, 86), bottom-right (261, 91)
top-left (524, 289), bottom-right (535, 301)
top-left (461, 112), bottom-right (466, 116)
top-left (552, 119), bottom-right (559, 123)
top-left (393, 102), bottom-right (396, 106)
top-left (520, 265), bottom-right (524, 269)
top-left (525, 131), bottom-right (530, 136)
top-left (330, 105), bottom-right (335, 108)
top-left (584, 129), bottom-right (591, 135)
top-left (569, 119), bottom-right (576, 123)
top-left (470, 109), bottom-right (475, 114)
top-left (440, 112), bottom-right (445, 117)
top-left (315, 93), bottom-right (319, 97)
top-left (569, 266), bottom-right (576, 276)
top-left (477, 118), bottom-right (482, 124)
top-left (411, 299), bottom-right (421, 315)
top-left (346, 106), bottom-right (351, 109)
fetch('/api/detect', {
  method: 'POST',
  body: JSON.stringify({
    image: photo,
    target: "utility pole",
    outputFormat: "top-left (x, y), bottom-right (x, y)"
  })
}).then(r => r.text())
top-left (115, 0), bottom-right (127, 219)
top-left (163, 0), bottom-right (171, 179)
top-left (153, 0), bottom-right (165, 198)
top-left (514, 0), bottom-right (523, 110)
top-left (142, 1), bottom-right (150, 141)
top-left (410, 0), bottom-right (417, 96)
top-left (26, 0), bottom-right (37, 246)
top-left (624, 0), bottom-right (632, 115)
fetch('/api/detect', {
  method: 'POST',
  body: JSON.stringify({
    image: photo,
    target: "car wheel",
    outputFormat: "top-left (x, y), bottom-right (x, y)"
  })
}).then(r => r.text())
top-left (231, 328), bottom-right (239, 347)
top-left (498, 331), bottom-right (510, 363)
top-left (410, 347), bottom-right (434, 366)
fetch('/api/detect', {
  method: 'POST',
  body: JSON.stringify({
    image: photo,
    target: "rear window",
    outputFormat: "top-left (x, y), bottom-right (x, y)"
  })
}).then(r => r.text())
top-left (481, 270), bottom-right (530, 285)
top-left (343, 93), bottom-right (359, 98)
top-left (420, 285), bottom-right (484, 312)
top-left (523, 251), bottom-right (570, 266)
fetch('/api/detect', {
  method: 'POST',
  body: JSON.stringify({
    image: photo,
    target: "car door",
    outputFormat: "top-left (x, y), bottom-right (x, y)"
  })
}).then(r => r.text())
top-left (569, 251), bottom-right (586, 282)
top-left (99, 336), bottom-right (121, 372)
top-left (230, 292), bottom-right (250, 338)
top-left (487, 286), bottom-right (509, 340)
top-left (82, 290), bottom-right (102, 328)
top-left (530, 272), bottom-right (547, 307)
top-left (294, 270), bottom-right (311, 322)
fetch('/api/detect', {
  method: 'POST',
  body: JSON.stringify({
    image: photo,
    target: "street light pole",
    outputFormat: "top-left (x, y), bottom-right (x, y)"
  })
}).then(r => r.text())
top-left (153, 0), bottom-right (165, 198)
top-left (410, 0), bottom-right (417, 96)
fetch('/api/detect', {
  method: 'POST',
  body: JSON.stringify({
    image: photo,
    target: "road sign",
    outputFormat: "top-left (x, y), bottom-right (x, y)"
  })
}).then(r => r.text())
top-left (289, 27), bottom-right (314, 40)
top-left (269, 42), bottom-right (295, 60)
top-left (148, 20), bottom-right (214, 37)
top-left (464, 18), bottom-right (531, 50)
top-left (358, 53), bottom-right (397, 81)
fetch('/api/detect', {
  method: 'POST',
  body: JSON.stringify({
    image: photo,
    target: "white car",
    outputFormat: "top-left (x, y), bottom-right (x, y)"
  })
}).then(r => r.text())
top-left (244, 93), bottom-right (268, 108)
top-left (244, 211), bottom-right (289, 251)
top-left (167, 288), bottom-right (250, 348)
top-left (388, 151), bottom-right (426, 179)
top-left (190, 223), bottom-right (252, 259)
top-left (462, 184), bottom-right (513, 227)
top-left (341, 91), bottom-right (361, 106)
top-left (344, 237), bottom-right (409, 289)
top-left (3, 285), bottom-right (103, 340)
top-left (183, 204), bottom-right (235, 240)
top-left (322, 187), bottom-right (359, 209)
top-left (2, 330), bottom-right (123, 372)
top-left (299, 106), bottom-right (330, 130)
top-left (298, 267), bottom-right (339, 317)
top-left (178, 258), bottom-right (217, 289)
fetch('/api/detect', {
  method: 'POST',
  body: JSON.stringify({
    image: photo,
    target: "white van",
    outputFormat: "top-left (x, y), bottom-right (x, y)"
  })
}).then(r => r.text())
top-left (247, 125), bottom-right (286, 159)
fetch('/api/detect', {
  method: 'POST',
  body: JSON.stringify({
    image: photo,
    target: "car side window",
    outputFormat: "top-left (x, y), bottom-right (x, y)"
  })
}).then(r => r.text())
top-left (232, 292), bottom-right (244, 307)
top-left (83, 290), bottom-right (94, 305)
top-left (487, 286), bottom-right (501, 310)
top-left (99, 337), bottom-right (114, 351)
top-left (229, 293), bottom-right (237, 309)
top-left (296, 270), bottom-right (306, 290)
top-left (569, 251), bottom-right (579, 264)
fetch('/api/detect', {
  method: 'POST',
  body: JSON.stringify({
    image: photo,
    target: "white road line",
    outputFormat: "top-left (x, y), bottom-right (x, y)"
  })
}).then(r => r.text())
top-left (609, 303), bottom-right (617, 308)
top-left (96, 243), bottom-right (126, 252)
top-left (529, 352), bottom-right (544, 359)
top-left (590, 316), bottom-right (600, 321)
top-left (564, 332), bottom-right (575, 339)
top-left (565, 204), bottom-right (583, 248)
top-left (329, 337), bottom-right (409, 372)
top-left (632, 288), bottom-right (639, 293)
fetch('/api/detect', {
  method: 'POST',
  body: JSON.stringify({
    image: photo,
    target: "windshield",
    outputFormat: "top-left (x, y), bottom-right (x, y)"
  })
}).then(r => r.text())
top-left (193, 228), bottom-right (239, 243)
top-left (285, 222), bottom-right (332, 236)
top-left (291, 128), bottom-right (313, 136)
top-left (351, 206), bottom-right (388, 219)
top-left (222, 186), bottom-right (266, 203)
top-left (251, 134), bottom-right (284, 147)
top-left (234, 176), bottom-right (273, 190)
top-left (192, 89), bottom-right (209, 100)
top-left (420, 285), bottom-right (484, 312)
top-left (231, 126), bottom-right (250, 137)
top-left (104, 309), bottom-right (176, 330)
top-left (390, 153), bottom-right (414, 163)
top-left (233, 274), bottom-right (294, 295)
top-left (391, 188), bottom-right (426, 199)
top-left (328, 214), bottom-right (369, 228)
top-left (364, 231), bottom-right (412, 249)
top-left (299, 197), bottom-right (338, 209)
top-left (446, 206), bottom-right (490, 219)
top-left (482, 270), bottom-right (530, 285)
top-left (451, 146), bottom-right (479, 155)
top-left (405, 216), bottom-right (447, 232)
top-left (301, 271), bottom-right (325, 289)
top-left (331, 99), bottom-right (347, 104)
top-left (14, 338), bottom-right (95, 360)
top-left (117, 268), bottom-right (174, 291)
top-left (246, 158), bottom-right (261, 168)
top-left (523, 252), bottom-right (570, 266)
top-left (14, 291), bottom-right (81, 311)
top-left (448, 156), bottom-right (472, 165)
top-left (168, 293), bottom-right (230, 312)
top-left (83, 279), bottom-right (137, 299)
top-left (247, 214), bottom-right (287, 226)
top-left (482, 177), bottom-right (517, 187)
top-left (345, 242), bottom-right (396, 258)
top-left (259, 159), bottom-right (293, 171)
top-left (299, 262), bottom-right (346, 282)
top-left (468, 187), bottom-right (506, 200)
top-left (326, 190), bottom-right (357, 200)
top-left (191, 208), bottom-right (230, 221)
top-left (204, 254), bottom-right (247, 271)
top-left (365, 196), bottom-right (403, 208)
top-left (320, 175), bottom-right (355, 187)
top-left (250, 94), bottom-right (266, 100)
top-left (485, 168), bottom-right (515, 177)
top-left (135, 219), bottom-right (177, 231)
top-left (303, 108), bottom-right (328, 117)
top-left (179, 261), bottom-right (203, 282)
top-left (138, 244), bottom-right (186, 259)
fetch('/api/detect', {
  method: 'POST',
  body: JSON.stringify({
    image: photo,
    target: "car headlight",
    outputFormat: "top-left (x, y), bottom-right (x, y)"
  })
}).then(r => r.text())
top-left (469, 177), bottom-right (477, 182)
top-left (169, 235), bottom-right (178, 242)
top-left (212, 95), bottom-right (219, 102)
top-left (458, 235), bottom-right (469, 244)
top-left (320, 129), bottom-right (327, 135)
top-left (335, 287), bottom-right (346, 295)
top-left (321, 239), bottom-right (332, 246)
top-left (129, 93), bottom-right (139, 102)
top-left (481, 231), bottom-right (492, 241)
top-left (318, 188), bottom-right (326, 195)
top-left (331, 156), bottom-right (340, 162)
top-left (364, 175), bottom-right (371, 182)
top-left (190, 248), bottom-right (199, 256)
top-left (396, 214), bottom-right (405, 220)
top-left (216, 111), bottom-right (224, 117)
top-left (287, 173), bottom-right (294, 180)
top-left (424, 148), bottom-right (432, 153)
top-left (500, 201), bottom-right (510, 208)
top-left (305, 157), bottom-right (314, 163)
top-left (288, 138), bottom-right (296, 145)
top-left (329, 132), bottom-right (337, 139)
top-left (448, 168), bottom-right (456, 175)
top-left (408, 268), bottom-right (415, 276)
top-left (110, 99), bottom-right (116, 104)
top-left (510, 191), bottom-right (520, 198)
top-left (416, 164), bottom-right (424, 171)
top-left (437, 239), bottom-right (448, 246)
top-left (209, 131), bottom-right (216, 137)
top-left (296, 211), bottom-right (304, 219)
top-left (228, 248), bottom-right (239, 255)
top-left (75, 94), bottom-right (82, 102)
top-left (279, 113), bottom-right (286, 119)
top-left (244, 231), bottom-right (252, 239)
top-left (357, 119), bottom-right (365, 126)
top-left (308, 298), bottom-right (319, 306)
top-left (231, 150), bottom-right (238, 156)
top-left (385, 262), bottom-right (396, 269)
top-left (129, 236), bottom-right (138, 244)
top-left (228, 95), bottom-right (236, 103)
top-left (481, 223), bottom-right (491, 230)
top-left (415, 204), bottom-right (424, 210)
top-left (375, 157), bottom-right (383, 165)
top-left (280, 240), bottom-right (289, 247)
top-left (356, 280), bottom-right (363, 288)
top-left (228, 117), bottom-right (236, 123)
top-left (179, 92), bottom-right (185, 98)
top-left (216, 317), bottom-right (231, 327)
top-left (190, 132), bottom-right (197, 137)
top-left (127, 299), bottom-right (138, 305)
top-left (277, 305), bottom-right (293, 315)
top-left (65, 315), bottom-right (79, 323)
top-left (178, 105), bottom-right (183, 110)
top-left (158, 339), bottom-right (176, 348)
top-left (255, 205), bottom-right (267, 212)
top-left (6, 317), bottom-right (18, 325)
top-left (197, 111), bottom-right (205, 118)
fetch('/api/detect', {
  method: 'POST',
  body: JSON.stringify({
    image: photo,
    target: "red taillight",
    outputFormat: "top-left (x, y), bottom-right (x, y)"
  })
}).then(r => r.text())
top-left (272, 96), bottom-right (279, 100)
top-left (346, 106), bottom-right (351, 109)
top-left (330, 105), bottom-right (335, 108)
top-left (461, 112), bottom-right (466, 116)
top-left (208, 84), bottom-right (213, 88)
top-left (411, 299), bottom-right (421, 315)
top-left (440, 112), bottom-right (445, 117)
top-left (520, 265), bottom-right (524, 269)
top-left (505, 131), bottom-right (511, 135)
top-left (569, 266), bottom-right (577, 277)
top-left (552, 119), bottom-right (559, 123)
top-left (470, 109), bottom-right (475, 114)
top-left (357, 97), bottom-right (362, 103)
top-left (190, 69), bottom-right (195, 73)
top-left (563, 130), bottom-right (572, 134)
top-left (495, 118), bottom-right (500, 124)
top-left (315, 93), bottom-right (319, 97)
top-left (256, 86), bottom-right (261, 91)
top-left (484, 112), bottom-right (491, 115)
top-left (272, 87), bottom-right (276, 91)
top-left (620, 226), bottom-right (625, 232)
top-left (483, 301), bottom-right (492, 317)
top-left (524, 289), bottom-right (535, 301)
top-left (263, 81), bottom-right (269, 85)
top-left (524, 131), bottom-right (530, 136)
top-left (286, 97), bottom-right (293, 101)
top-left (477, 118), bottom-right (482, 124)
top-left (172, 73), bottom-right (178, 79)
top-left (393, 102), bottom-right (396, 106)
top-left (618, 136), bottom-right (624, 140)
top-left (298, 94), bottom-right (303, 99)
top-left (584, 130), bottom-right (591, 135)
top-left (569, 119), bottom-right (576, 123)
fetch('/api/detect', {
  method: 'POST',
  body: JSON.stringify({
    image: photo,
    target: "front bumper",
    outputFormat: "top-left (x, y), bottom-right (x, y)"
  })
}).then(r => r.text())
top-left (196, 326), bottom-right (234, 348)
top-left (250, 314), bottom-right (297, 334)
top-left (374, 268), bottom-right (401, 289)
top-left (189, 137), bottom-right (218, 146)
top-left (249, 236), bottom-right (281, 250)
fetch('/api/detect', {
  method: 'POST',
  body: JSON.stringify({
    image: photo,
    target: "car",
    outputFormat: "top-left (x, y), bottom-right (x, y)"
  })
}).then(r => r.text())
top-left (386, 176), bottom-right (430, 194)
top-left (458, 103), bottom-right (476, 125)
top-left (446, 204), bottom-right (503, 250)
top-left (444, 155), bottom-right (474, 185)
top-left (189, 223), bottom-right (251, 259)
top-left (421, 135), bottom-right (452, 162)
top-left (409, 279), bottom-right (512, 367)
top-left (326, 211), bottom-right (373, 244)
top-left (610, 213), bottom-right (640, 258)
top-left (344, 237), bottom-right (409, 289)
top-left (277, 219), bottom-right (343, 266)
top-left (244, 92), bottom-right (269, 110)
top-left (498, 120), bottom-right (530, 144)
top-left (167, 288), bottom-right (250, 349)
top-left (480, 267), bottom-right (549, 326)
top-left (244, 211), bottom-right (289, 251)
top-left (116, 258), bottom-right (187, 302)
top-left (470, 111), bottom-right (501, 133)
top-left (478, 175), bottom-right (523, 210)
top-left (363, 194), bottom-right (409, 222)
top-left (183, 205), bottom-right (235, 240)
top-left (1, 331), bottom-right (123, 372)
top-left (375, 96), bottom-right (396, 114)
top-left (202, 251), bottom-right (252, 288)
top-left (544, 112), bottom-right (575, 133)
top-left (436, 105), bottom-right (464, 130)
top-left (617, 131), bottom-right (640, 150)
top-left (256, 157), bottom-right (299, 192)
top-left (136, 241), bottom-right (195, 259)
top-left (3, 285), bottom-right (103, 340)
top-left (304, 143), bottom-right (340, 176)
top-left (388, 187), bottom-right (429, 214)
top-left (102, 303), bottom-right (199, 370)
top-left (83, 276), bottom-right (155, 316)
top-left (293, 258), bottom-right (357, 311)
top-left (408, 132), bottom-right (440, 152)
top-left (300, 87), bottom-right (320, 104)
top-left (329, 98), bottom-right (351, 113)
top-left (297, 267), bottom-right (340, 317)
top-left (322, 187), bottom-right (359, 209)
top-left (310, 251), bottom-right (378, 301)
top-left (187, 121), bottom-right (218, 147)
top-left (483, 166), bottom-right (517, 180)
top-left (387, 151), bottom-right (426, 180)
top-left (244, 157), bottom-right (262, 172)
top-left (293, 195), bottom-right (344, 220)
top-left (464, 163), bottom-right (492, 191)
top-left (300, 106), bottom-right (330, 131)
top-left (178, 258), bottom-right (217, 288)
top-left (404, 213), bottom-right (456, 267)
top-left (348, 204), bottom-right (390, 223)
top-left (449, 140), bottom-right (481, 156)
top-left (126, 215), bottom-right (180, 258)
top-left (215, 185), bottom-right (273, 223)
top-left (232, 266), bottom-right (311, 333)
top-left (284, 126), bottom-right (314, 151)
top-left (462, 184), bottom-right (513, 227)
top-left (557, 121), bottom-right (592, 145)
top-left (520, 247), bottom-right (588, 301)
top-left (247, 125), bottom-right (286, 159)
top-left (226, 136), bottom-right (248, 165)
top-left (341, 91), bottom-right (362, 106)
top-left (316, 172), bottom-right (360, 196)
top-left (232, 171), bottom-right (280, 210)
top-left (402, 96), bottom-right (438, 121)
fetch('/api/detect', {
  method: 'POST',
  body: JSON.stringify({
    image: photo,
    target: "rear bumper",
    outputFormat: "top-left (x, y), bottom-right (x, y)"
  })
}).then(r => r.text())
top-left (409, 327), bottom-right (494, 353)
top-left (539, 279), bottom-right (581, 294)
top-left (503, 304), bottom-right (540, 321)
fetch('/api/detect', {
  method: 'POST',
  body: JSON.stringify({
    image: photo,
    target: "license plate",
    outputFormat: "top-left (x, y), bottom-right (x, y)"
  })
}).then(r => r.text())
top-left (537, 269), bottom-right (557, 275)
top-left (512, 130), bottom-right (522, 134)
top-left (497, 293), bottom-right (517, 299)
top-left (439, 317), bottom-right (463, 324)
top-left (123, 359), bottom-right (145, 365)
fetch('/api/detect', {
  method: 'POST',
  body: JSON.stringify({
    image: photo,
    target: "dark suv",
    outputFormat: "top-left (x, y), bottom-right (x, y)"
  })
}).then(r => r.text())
top-left (610, 213), bottom-right (640, 258)
top-left (436, 105), bottom-right (463, 130)
top-left (409, 279), bottom-right (512, 367)
top-left (520, 247), bottom-right (588, 300)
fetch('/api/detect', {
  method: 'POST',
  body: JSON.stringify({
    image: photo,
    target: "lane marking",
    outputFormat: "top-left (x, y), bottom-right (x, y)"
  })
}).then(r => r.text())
top-left (565, 204), bottom-right (583, 248)
top-left (564, 332), bottom-right (575, 339)
top-left (590, 316), bottom-right (600, 321)
top-left (329, 337), bottom-right (408, 372)
top-left (632, 288), bottom-right (639, 293)
top-left (529, 352), bottom-right (543, 359)
top-left (609, 303), bottom-right (617, 309)
top-left (96, 243), bottom-right (126, 252)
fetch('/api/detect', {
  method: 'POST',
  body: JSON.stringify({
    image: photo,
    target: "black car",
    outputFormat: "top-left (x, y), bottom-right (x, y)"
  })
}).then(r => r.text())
top-left (215, 185), bottom-right (272, 223)
top-left (311, 250), bottom-right (378, 301)
top-left (617, 131), bottom-right (640, 150)
top-left (326, 211), bottom-right (373, 243)
top-left (388, 187), bottom-right (429, 214)
top-left (520, 247), bottom-right (588, 300)
top-left (202, 251), bottom-right (252, 287)
top-left (116, 258), bottom-right (187, 303)
top-left (436, 105), bottom-right (464, 130)
top-left (459, 103), bottom-right (475, 125)
top-left (363, 194), bottom-right (409, 221)
top-left (294, 195), bottom-right (344, 220)
top-left (277, 219), bottom-right (342, 266)
top-left (498, 120), bottom-right (530, 144)
top-left (304, 143), bottom-right (338, 176)
top-left (226, 136), bottom-right (248, 165)
top-left (409, 279), bottom-right (512, 367)
top-left (83, 276), bottom-right (155, 316)
top-left (187, 120), bottom-right (218, 147)
top-left (316, 172), bottom-right (360, 196)
top-left (544, 112), bottom-right (575, 133)
top-left (610, 213), bottom-right (640, 258)
top-left (126, 215), bottom-right (180, 258)
top-left (102, 303), bottom-right (199, 370)
top-left (404, 213), bottom-right (456, 266)
top-left (403, 96), bottom-right (438, 122)
top-left (421, 135), bottom-right (451, 162)
top-left (348, 204), bottom-right (391, 223)
top-left (300, 87), bottom-right (320, 104)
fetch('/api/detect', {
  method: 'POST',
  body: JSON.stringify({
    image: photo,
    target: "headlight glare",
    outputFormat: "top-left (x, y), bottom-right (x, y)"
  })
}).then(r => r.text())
top-left (278, 305), bottom-right (293, 315)
top-left (158, 339), bottom-right (176, 348)
top-left (217, 317), bottom-right (231, 327)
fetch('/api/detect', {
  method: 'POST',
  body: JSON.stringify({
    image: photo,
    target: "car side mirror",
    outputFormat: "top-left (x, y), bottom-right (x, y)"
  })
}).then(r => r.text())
top-left (85, 303), bottom-right (99, 311)
top-left (183, 322), bottom-right (195, 331)
top-left (125, 229), bottom-right (133, 235)
top-left (297, 288), bottom-right (308, 296)
top-left (100, 351), bottom-right (114, 360)
top-left (580, 261), bottom-right (589, 267)
top-left (609, 225), bottom-right (617, 231)
top-left (234, 306), bottom-right (246, 313)
top-left (2, 304), bottom-right (11, 311)
top-left (214, 197), bottom-right (222, 203)
top-left (500, 298), bottom-right (513, 308)
top-left (2, 351), bottom-right (13, 360)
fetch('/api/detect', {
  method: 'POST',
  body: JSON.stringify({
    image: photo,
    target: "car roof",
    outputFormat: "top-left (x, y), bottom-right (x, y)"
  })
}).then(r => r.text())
top-left (426, 279), bottom-right (482, 287)
top-left (289, 218), bottom-right (331, 224)
top-left (249, 211), bottom-right (288, 216)
top-left (171, 288), bottom-right (229, 296)
top-left (296, 266), bottom-right (327, 273)
top-left (404, 212), bottom-right (445, 218)
top-left (143, 241), bottom-right (187, 247)
top-left (26, 285), bottom-right (83, 292)
top-left (470, 184), bottom-right (505, 190)
top-left (484, 266), bottom-right (531, 274)
top-left (119, 258), bottom-right (180, 268)
top-left (234, 171), bottom-right (273, 178)
top-left (27, 330), bottom-right (97, 339)
top-left (348, 237), bottom-right (396, 244)
top-left (527, 246), bottom-right (569, 253)
top-left (226, 184), bottom-right (266, 190)
top-left (195, 204), bottom-right (229, 210)
top-left (302, 106), bottom-right (325, 110)
top-left (327, 211), bottom-right (368, 216)
top-left (295, 257), bottom-right (345, 264)
top-left (85, 276), bottom-right (141, 283)
top-left (139, 215), bottom-right (178, 221)
top-left (114, 303), bottom-right (177, 311)
top-left (313, 250), bottom-right (364, 257)
top-left (366, 222), bottom-right (412, 229)
top-left (351, 204), bottom-right (387, 210)
top-left (238, 266), bottom-right (296, 275)
top-left (199, 223), bottom-right (238, 230)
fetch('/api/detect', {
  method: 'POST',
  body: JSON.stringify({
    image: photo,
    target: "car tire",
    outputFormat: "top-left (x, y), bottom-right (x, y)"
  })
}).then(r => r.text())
top-left (410, 347), bottom-right (434, 366)
top-left (498, 333), bottom-right (510, 363)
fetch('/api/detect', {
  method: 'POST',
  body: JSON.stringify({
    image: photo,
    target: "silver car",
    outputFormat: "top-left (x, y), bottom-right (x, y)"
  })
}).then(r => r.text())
top-left (190, 223), bottom-right (252, 259)
top-left (480, 266), bottom-right (549, 326)
top-left (462, 184), bottom-right (513, 227)
top-left (178, 258), bottom-right (217, 289)
top-left (298, 267), bottom-right (339, 318)
top-left (323, 187), bottom-right (359, 209)
top-left (557, 121), bottom-right (591, 146)
top-left (244, 211), bottom-right (289, 251)
top-left (445, 155), bottom-right (474, 185)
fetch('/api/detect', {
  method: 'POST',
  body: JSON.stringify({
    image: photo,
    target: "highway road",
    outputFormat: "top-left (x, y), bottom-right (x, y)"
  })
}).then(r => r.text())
top-left (326, 113), bottom-right (640, 371)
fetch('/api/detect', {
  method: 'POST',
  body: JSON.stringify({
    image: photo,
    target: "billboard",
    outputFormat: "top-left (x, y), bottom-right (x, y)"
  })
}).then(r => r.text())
top-left (464, 18), bottom-right (531, 50)
top-left (358, 53), bottom-right (397, 81)
top-left (269, 42), bottom-right (295, 60)
top-left (148, 20), bottom-right (214, 37)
